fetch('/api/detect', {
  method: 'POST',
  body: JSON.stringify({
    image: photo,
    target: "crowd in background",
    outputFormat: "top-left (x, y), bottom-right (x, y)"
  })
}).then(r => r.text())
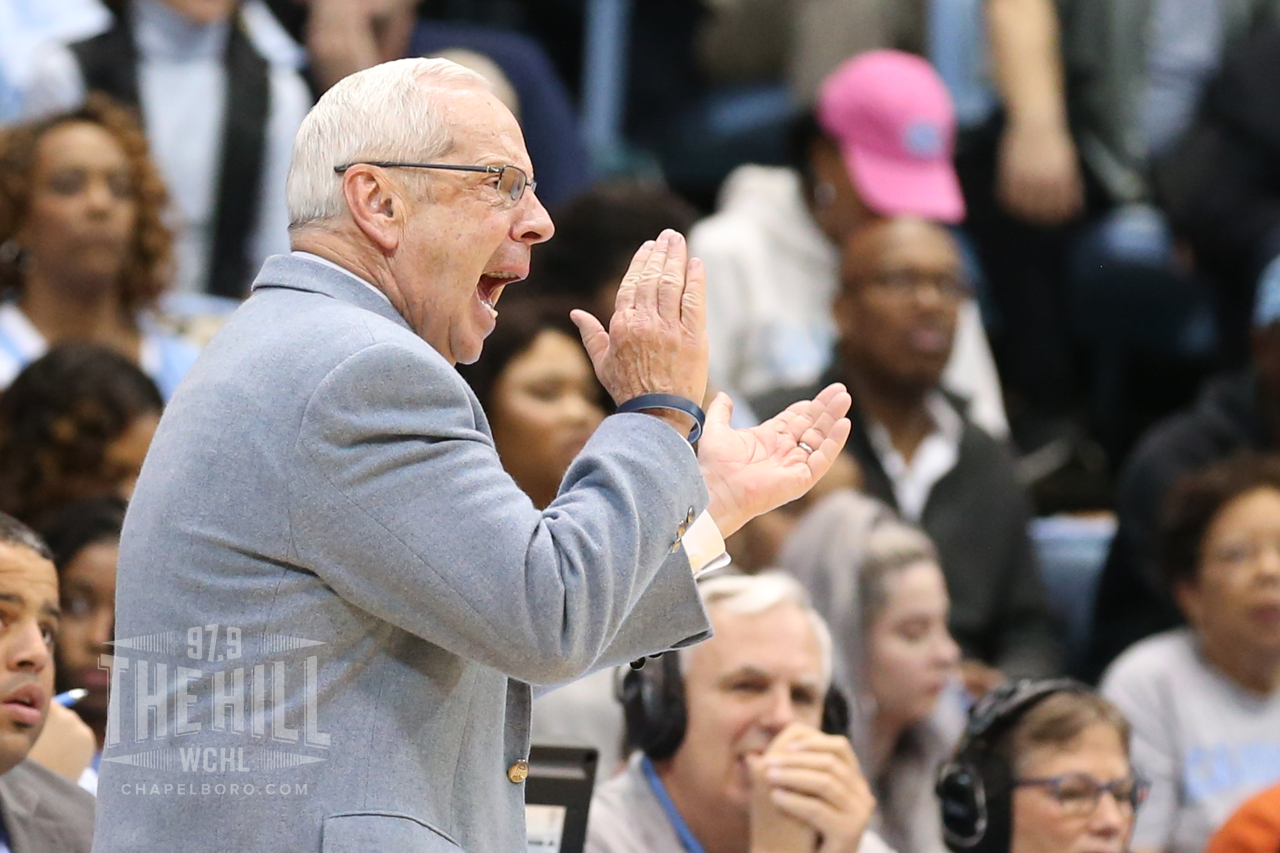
top-left (0, 0), bottom-right (1278, 852)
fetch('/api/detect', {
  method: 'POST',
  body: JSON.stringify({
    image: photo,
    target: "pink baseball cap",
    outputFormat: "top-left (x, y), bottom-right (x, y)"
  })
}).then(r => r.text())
top-left (816, 50), bottom-right (965, 224)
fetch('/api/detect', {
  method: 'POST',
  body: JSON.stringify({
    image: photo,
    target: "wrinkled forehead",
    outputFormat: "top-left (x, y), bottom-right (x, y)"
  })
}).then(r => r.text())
top-left (431, 85), bottom-right (534, 174)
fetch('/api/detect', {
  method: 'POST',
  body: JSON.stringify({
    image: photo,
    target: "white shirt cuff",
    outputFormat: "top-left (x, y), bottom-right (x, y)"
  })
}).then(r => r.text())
top-left (684, 510), bottom-right (729, 577)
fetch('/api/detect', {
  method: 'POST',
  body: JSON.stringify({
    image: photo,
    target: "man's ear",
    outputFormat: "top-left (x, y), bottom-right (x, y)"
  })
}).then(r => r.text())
top-left (1172, 577), bottom-right (1202, 626)
top-left (340, 166), bottom-right (404, 253)
top-left (833, 288), bottom-right (858, 343)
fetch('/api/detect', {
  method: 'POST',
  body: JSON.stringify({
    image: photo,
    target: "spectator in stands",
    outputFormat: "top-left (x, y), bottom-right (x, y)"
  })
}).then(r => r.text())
top-left (755, 217), bottom-right (1061, 686)
top-left (524, 185), bottom-right (698, 324)
top-left (936, 680), bottom-right (1144, 853)
top-left (782, 495), bottom-right (965, 853)
top-left (1205, 783), bottom-right (1280, 853)
top-left (0, 511), bottom-right (95, 851)
top-left (1158, 25), bottom-right (1280, 361)
top-left (0, 0), bottom-right (109, 122)
top-left (0, 93), bottom-right (198, 398)
top-left (1050, 0), bottom-right (1280, 374)
top-left (1086, 269), bottom-right (1280, 680)
top-left (587, 571), bottom-right (883, 853)
top-left (1058, 0), bottom-right (1280, 215)
top-left (21, 0), bottom-right (312, 298)
top-left (456, 296), bottom-right (607, 511)
top-left (262, 0), bottom-right (592, 209)
top-left (1101, 454), bottom-right (1280, 853)
top-left (39, 496), bottom-right (126, 788)
top-left (0, 343), bottom-right (162, 527)
top-left (690, 50), bottom-right (1007, 437)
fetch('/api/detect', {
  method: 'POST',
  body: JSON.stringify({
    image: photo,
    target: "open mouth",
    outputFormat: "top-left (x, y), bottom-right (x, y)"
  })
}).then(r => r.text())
top-left (478, 272), bottom-right (521, 318)
top-left (1, 684), bottom-right (44, 727)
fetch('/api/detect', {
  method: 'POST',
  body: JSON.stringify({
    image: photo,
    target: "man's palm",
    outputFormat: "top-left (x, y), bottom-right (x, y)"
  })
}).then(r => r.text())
top-left (698, 385), bottom-right (852, 537)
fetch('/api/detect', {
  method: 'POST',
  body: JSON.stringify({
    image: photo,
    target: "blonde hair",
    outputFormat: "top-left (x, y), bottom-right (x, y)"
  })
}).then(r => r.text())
top-left (285, 57), bottom-right (491, 228)
top-left (858, 520), bottom-right (940, 627)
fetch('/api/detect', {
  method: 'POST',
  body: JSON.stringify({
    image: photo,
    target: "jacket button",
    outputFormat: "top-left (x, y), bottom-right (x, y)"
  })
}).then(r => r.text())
top-left (507, 759), bottom-right (529, 784)
top-left (686, 507), bottom-right (696, 524)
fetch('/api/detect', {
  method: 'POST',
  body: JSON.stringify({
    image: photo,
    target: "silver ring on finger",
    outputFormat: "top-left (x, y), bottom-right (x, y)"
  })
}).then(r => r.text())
top-left (798, 441), bottom-right (815, 454)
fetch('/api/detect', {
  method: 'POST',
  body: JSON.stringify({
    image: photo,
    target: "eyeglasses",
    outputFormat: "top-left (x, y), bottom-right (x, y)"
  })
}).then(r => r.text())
top-left (1206, 537), bottom-right (1280, 567)
top-left (855, 269), bottom-right (973, 303)
top-left (1015, 774), bottom-right (1149, 817)
top-left (332, 162), bottom-right (536, 203)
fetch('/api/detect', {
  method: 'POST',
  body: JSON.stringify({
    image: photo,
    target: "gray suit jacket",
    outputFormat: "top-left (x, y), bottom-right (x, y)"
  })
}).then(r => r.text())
top-left (0, 760), bottom-right (94, 853)
top-left (93, 254), bottom-right (712, 853)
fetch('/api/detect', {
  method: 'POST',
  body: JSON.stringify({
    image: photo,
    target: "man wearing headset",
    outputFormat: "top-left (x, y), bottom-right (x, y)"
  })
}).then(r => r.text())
top-left (936, 679), bottom-right (1148, 853)
top-left (586, 571), bottom-right (886, 853)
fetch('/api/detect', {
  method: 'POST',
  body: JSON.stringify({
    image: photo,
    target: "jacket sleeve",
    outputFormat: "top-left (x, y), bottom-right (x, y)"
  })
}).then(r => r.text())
top-left (288, 342), bottom-right (711, 685)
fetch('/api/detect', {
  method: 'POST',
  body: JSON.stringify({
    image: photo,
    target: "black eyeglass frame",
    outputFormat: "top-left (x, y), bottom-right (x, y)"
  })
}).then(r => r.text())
top-left (332, 161), bottom-right (536, 202)
top-left (1014, 774), bottom-right (1150, 814)
top-left (851, 269), bottom-right (975, 302)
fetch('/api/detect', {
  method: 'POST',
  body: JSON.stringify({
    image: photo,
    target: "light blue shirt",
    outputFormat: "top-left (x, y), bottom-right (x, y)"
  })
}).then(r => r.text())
top-left (0, 0), bottom-right (108, 121)
top-left (0, 302), bottom-right (199, 400)
top-left (1144, 0), bottom-right (1225, 156)
top-left (928, 0), bottom-right (998, 130)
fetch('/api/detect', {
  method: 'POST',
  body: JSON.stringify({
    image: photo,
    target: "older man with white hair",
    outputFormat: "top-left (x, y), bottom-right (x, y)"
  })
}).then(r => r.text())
top-left (593, 571), bottom-right (885, 853)
top-left (91, 58), bottom-right (851, 853)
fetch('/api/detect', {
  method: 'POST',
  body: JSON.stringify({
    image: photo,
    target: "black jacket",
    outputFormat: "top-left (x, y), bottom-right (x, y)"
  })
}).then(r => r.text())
top-left (1084, 370), bottom-right (1275, 681)
top-left (753, 379), bottom-right (1062, 677)
top-left (1157, 27), bottom-right (1280, 296)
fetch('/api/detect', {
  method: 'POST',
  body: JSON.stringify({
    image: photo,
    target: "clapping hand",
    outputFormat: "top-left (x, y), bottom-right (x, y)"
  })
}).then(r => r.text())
top-left (698, 386), bottom-right (852, 538)
top-left (572, 231), bottom-right (709, 438)
top-left (572, 230), bottom-right (851, 535)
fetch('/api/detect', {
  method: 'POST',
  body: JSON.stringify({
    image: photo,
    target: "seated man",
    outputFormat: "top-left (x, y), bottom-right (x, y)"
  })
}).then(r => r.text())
top-left (587, 571), bottom-right (884, 853)
top-left (753, 218), bottom-right (1061, 687)
top-left (0, 512), bottom-right (94, 852)
top-left (690, 51), bottom-right (1007, 437)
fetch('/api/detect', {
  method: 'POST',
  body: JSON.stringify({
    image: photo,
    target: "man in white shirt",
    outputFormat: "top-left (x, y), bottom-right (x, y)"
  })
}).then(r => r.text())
top-left (753, 217), bottom-right (1060, 690)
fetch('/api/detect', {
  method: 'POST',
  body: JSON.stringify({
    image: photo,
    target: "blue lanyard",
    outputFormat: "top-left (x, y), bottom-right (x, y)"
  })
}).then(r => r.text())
top-left (641, 755), bottom-right (709, 853)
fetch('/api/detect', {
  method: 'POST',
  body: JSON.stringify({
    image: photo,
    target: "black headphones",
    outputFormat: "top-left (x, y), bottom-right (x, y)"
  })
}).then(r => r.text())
top-left (936, 678), bottom-right (1091, 853)
top-left (617, 652), bottom-right (852, 761)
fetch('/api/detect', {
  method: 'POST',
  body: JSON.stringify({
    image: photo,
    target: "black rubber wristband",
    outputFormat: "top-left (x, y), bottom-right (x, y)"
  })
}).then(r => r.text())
top-left (616, 393), bottom-right (706, 443)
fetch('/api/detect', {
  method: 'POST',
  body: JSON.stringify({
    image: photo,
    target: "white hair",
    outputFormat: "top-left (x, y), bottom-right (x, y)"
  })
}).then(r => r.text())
top-left (689, 571), bottom-right (834, 687)
top-left (285, 57), bottom-right (492, 228)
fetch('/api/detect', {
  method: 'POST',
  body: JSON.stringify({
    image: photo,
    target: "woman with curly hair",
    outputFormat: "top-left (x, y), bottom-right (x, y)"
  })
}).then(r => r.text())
top-left (0, 92), bottom-right (197, 398)
top-left (0, 342), bottom-right (162, 527)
